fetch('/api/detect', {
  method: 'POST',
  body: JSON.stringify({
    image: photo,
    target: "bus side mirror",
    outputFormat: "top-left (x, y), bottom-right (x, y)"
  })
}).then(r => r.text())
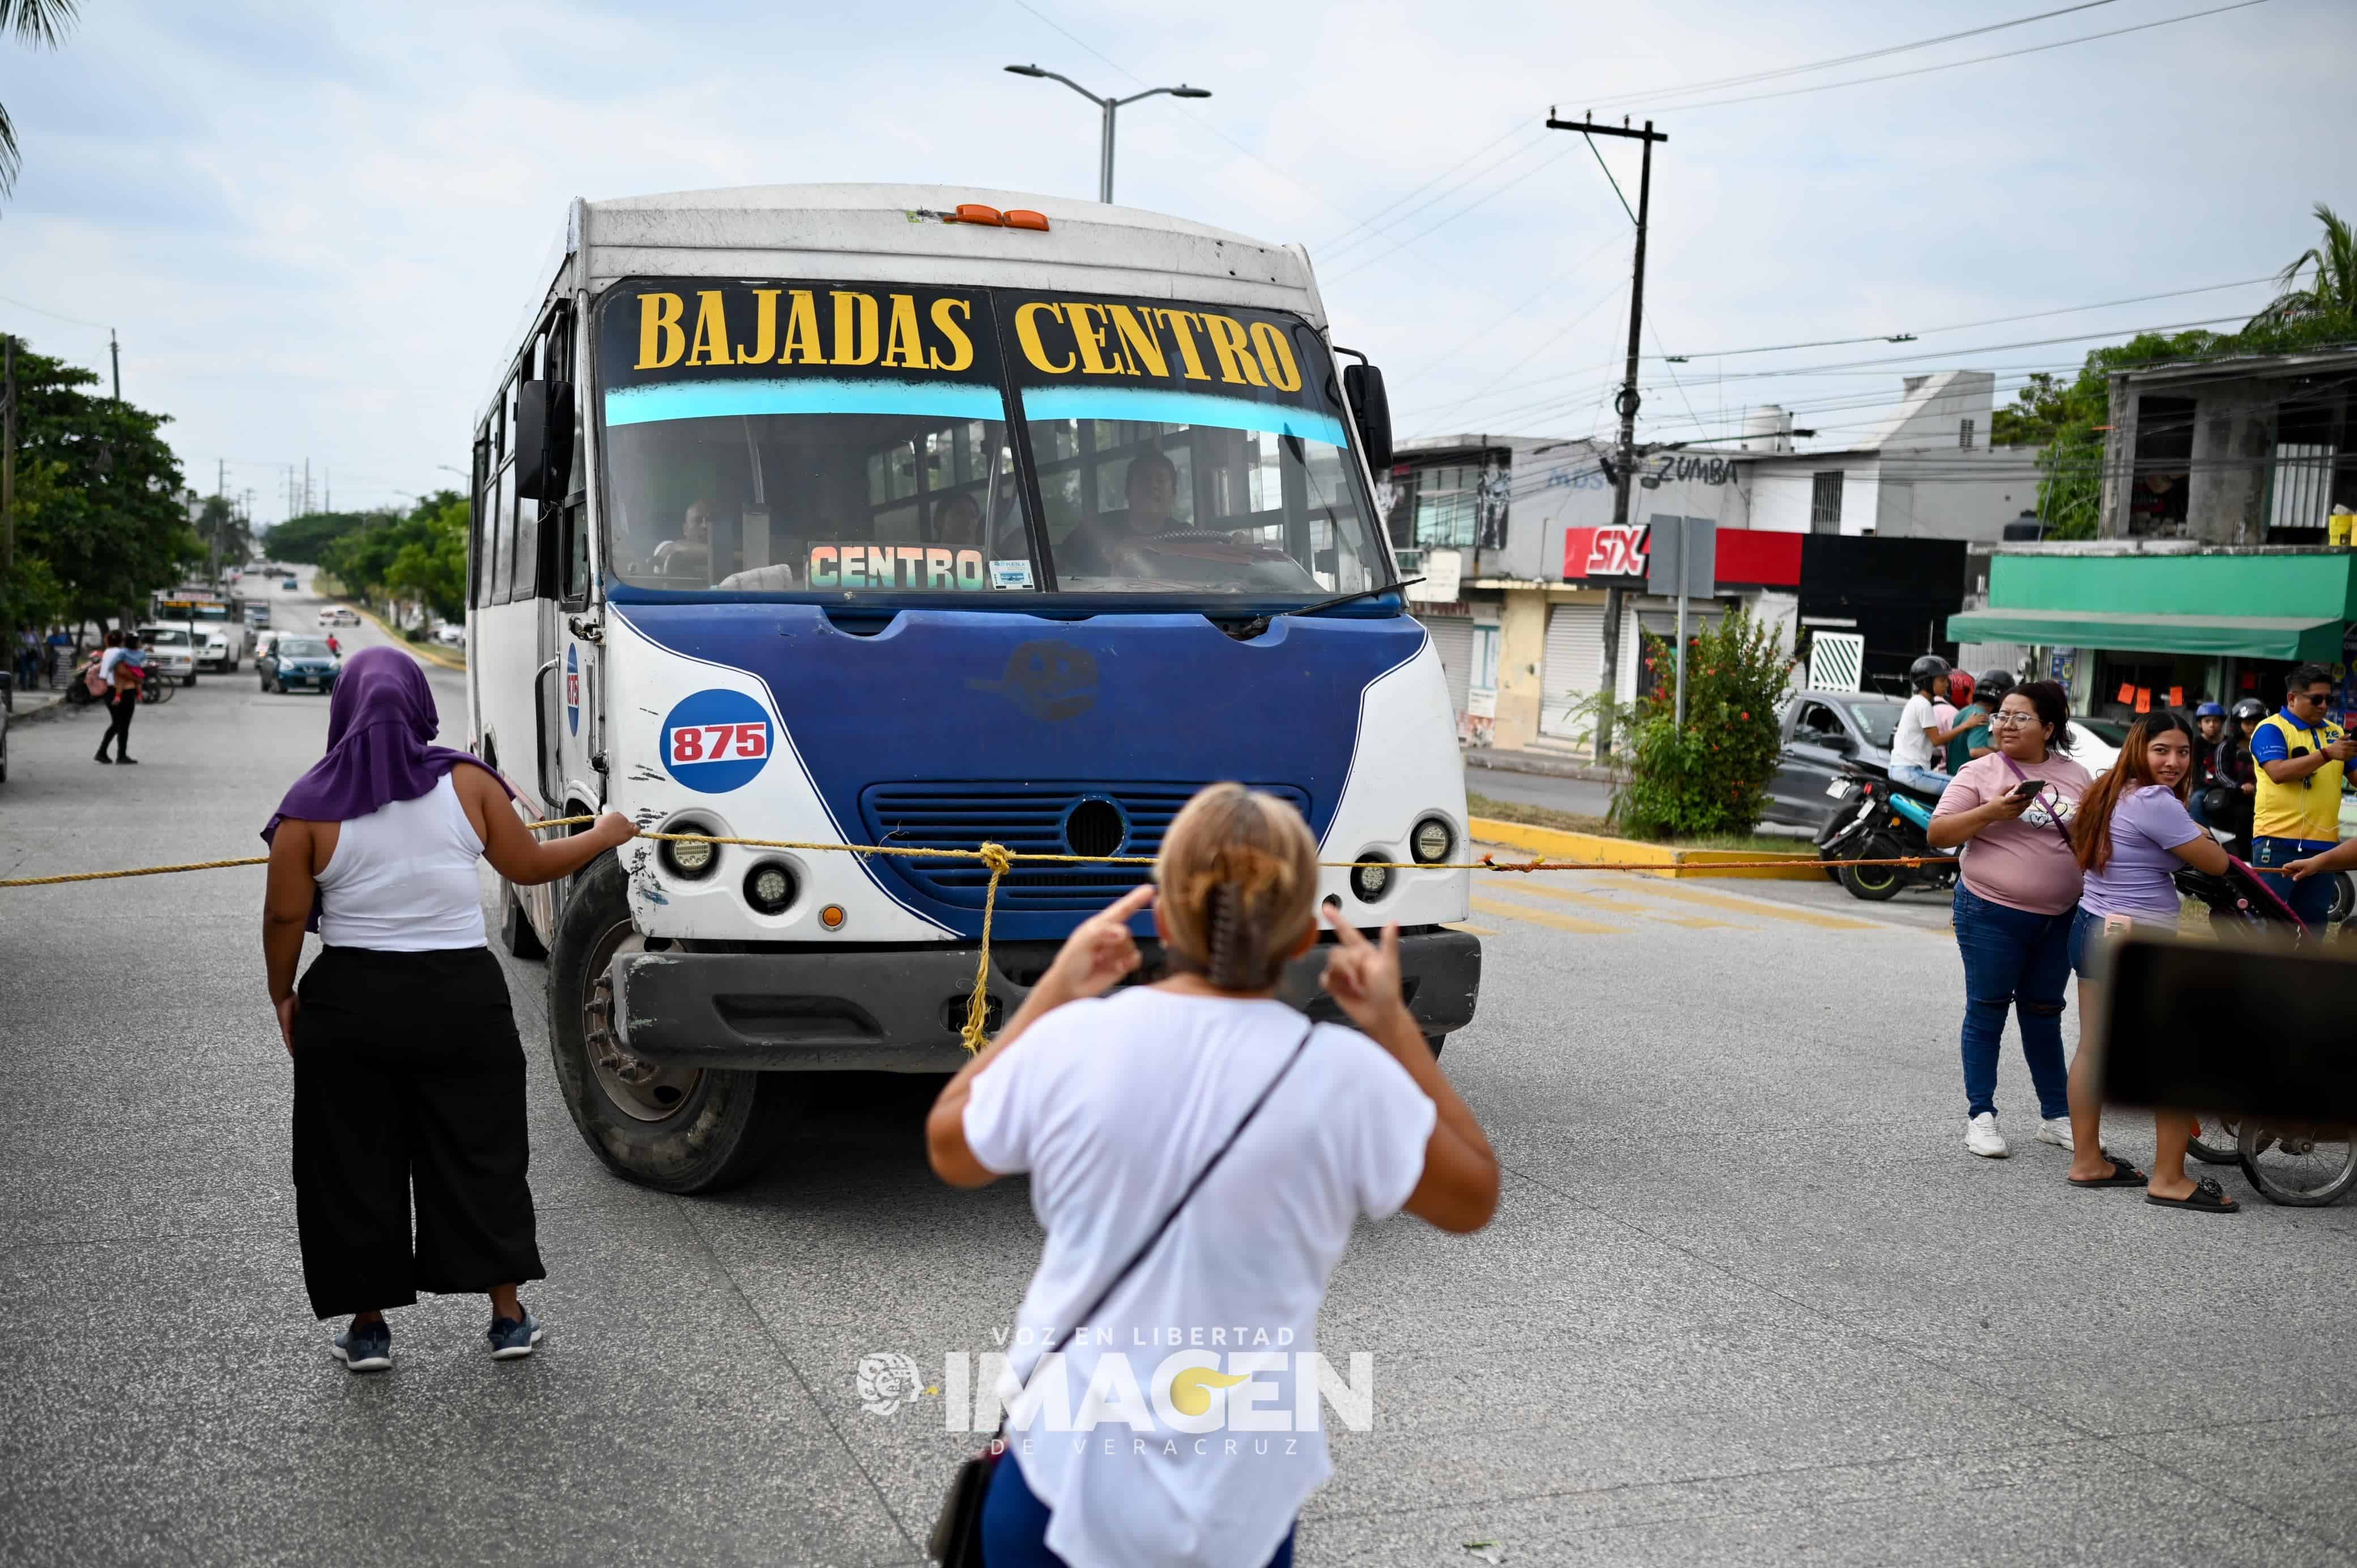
top-left (513, 380), bottom-right (575, 503)
top-left (1344, 363), bottom-right (1392, 471)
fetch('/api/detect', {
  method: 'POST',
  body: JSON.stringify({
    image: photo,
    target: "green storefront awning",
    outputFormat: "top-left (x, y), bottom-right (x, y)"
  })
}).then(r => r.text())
top-left (1945, 607), bottom-right (2343, 661)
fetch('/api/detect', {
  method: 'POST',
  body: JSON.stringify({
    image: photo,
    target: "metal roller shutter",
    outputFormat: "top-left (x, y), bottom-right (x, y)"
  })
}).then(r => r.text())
top-left (1422, 616), bottom-right (1475, 714)
top-left (1539, 604), bottom-right (1605, 739)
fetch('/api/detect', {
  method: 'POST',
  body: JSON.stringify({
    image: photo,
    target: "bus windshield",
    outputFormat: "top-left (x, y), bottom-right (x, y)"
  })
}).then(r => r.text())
top-left (596, 280), bottom-right (1388, 601)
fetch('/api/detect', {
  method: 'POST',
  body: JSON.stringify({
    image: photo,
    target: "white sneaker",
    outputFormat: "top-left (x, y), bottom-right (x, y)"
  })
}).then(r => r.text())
top-left (2037, 1117), bottom-right (2075, 1151)
top-left (1966, 1113), bottom-right (2009, 1158)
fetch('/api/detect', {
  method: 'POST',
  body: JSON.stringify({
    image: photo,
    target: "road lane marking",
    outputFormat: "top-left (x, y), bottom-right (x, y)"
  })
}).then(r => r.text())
top-left (1445, 921), bottom-right (1500, 936)
top-left (1483, 872), bottom-right (1886, 932)
top-left (1607, 880), bottom-right (1887, 931)
top-left (1469, 894), bottom-right (1628, 935)
top-left (1478, 879), bottom-right (1741, 930)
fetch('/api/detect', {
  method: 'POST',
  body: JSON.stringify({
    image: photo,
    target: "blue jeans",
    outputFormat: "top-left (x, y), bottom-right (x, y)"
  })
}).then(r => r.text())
top-left (1889, 764), bottom-right (1950, 797)
top-left (2249, 836), bottom-right (2337, 928)
top-left (982, 1452), bottom-right (1296, 1568)
top-left (2067, 905), bottom-right (2177, 978)
top-left (1950, 884), bottom-right (2073, 1120)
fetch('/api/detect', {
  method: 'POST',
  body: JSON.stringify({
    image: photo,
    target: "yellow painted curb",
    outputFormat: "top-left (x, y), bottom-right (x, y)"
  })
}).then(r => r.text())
top-left (347, 603), bottom-right (466, 671)
top-left (1468, 816), bottom-right (1825, 881)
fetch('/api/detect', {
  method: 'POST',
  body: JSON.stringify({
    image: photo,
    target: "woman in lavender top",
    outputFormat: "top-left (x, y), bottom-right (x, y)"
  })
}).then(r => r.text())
top-left (2063, 711), bottom-right (2236, 1212)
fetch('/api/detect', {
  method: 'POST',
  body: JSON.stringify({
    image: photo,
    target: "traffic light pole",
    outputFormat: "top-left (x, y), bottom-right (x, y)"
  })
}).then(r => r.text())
top-left (1546, 113), bottom-right (1665, 760)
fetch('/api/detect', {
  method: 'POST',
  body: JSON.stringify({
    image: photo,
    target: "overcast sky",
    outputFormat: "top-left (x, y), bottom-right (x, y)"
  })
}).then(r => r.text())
top-left (2, 0), bottom-right (2351, 524)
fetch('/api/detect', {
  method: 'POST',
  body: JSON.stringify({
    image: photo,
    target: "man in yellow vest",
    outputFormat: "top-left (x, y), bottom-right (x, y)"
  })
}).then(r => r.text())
top-left (2248, 663), bottom-right (2355, 927)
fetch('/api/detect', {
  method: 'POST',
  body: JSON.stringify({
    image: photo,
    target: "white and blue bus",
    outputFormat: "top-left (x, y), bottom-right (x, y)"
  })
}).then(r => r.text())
top-left (468, 185), bottom-right (1478, 1191)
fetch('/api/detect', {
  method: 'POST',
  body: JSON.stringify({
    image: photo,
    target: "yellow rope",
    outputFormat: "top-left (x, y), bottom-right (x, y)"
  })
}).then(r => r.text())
top-left (1, 816), bottom-right (1943, 1054)
top-left (0, 855), bottom-right (272, 886)
top-left (963, 843), bottom-right (1016, 1053)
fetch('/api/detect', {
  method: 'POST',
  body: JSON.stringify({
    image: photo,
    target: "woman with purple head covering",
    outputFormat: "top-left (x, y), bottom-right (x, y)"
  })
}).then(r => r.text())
top-left (262, 647), bottom-right (635, 1373)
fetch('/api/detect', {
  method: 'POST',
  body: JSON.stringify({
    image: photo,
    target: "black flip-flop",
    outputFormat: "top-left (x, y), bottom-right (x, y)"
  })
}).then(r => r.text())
top-left (2145, 1177), bottom-right (2239, 1213)
top-left (2069, 1156), bottom-right (2146, 1188)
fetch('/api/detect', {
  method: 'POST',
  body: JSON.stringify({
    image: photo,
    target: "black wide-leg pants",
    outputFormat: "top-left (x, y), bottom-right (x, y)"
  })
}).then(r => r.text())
top-left (100, 689), bottom-right (136, 757)
top-left (291, 945), bottom-right (546, 1320)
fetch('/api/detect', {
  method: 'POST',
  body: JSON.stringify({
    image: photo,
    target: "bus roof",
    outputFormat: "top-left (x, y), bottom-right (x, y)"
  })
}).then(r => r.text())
top-left (574, 184), bottom-right (1318, 317)
top-left (487, 184), bottom-right (1330, 431)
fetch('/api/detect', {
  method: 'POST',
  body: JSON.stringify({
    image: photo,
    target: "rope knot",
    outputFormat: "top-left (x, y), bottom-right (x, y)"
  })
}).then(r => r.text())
top-left (977, 841), bottom-right (1015, 876)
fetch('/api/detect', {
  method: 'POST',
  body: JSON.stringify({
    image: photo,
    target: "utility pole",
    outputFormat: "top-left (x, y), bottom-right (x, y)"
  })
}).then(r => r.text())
top-left (1545, 111), bottom-right (1666, 761)
top-left (109, 329), bottom-right (121, 403)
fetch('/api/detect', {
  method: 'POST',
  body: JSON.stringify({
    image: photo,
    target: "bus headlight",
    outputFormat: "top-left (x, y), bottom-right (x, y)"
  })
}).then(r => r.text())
top-left (1350, 855), bottom-right (1391, 903)
top-left (743, 861), bottom-right (797, 915)
top-left (661, 825), bottom-right (718, 880)
top-left (1412, 817), bottom-right (1454, 864)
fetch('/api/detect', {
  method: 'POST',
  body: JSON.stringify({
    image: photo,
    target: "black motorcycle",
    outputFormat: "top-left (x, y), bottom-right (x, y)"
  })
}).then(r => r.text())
top-left (1815, 760), bottom-right (1956, 902)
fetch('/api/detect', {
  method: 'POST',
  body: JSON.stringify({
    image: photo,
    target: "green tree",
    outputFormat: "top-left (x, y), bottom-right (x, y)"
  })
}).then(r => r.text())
top-left (193, 493), bottom-right (253, 572)
top-left (384, 493), bottom-right (469, 623)
top-left (1607, 607), bottom-right (1790, 840)
top-left (2255, 202), bottom-right (2357, 329)
top-left (318, 489), bottom-right (467, 625)
top-left (263, 510), bottom-right (369, 565)
top-left (1, 0), bottom-right (80, 197)
top-left (8, 342), bottom-right (200, 622)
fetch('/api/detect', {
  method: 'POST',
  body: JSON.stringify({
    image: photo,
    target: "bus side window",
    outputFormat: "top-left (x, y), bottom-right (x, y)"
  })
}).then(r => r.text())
top-left (490, 458), bottom-right (515, 604)
top-left (513, 480), bottom-right (541, 602)
top-left (468, 433), bottom-right (491, 608)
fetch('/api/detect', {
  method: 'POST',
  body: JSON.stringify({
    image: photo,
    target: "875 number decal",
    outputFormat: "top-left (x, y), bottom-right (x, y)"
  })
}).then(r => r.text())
top-left (657, 688), bottom-right (776, 794)
top-left (670, 722), bottom-right (769, 763)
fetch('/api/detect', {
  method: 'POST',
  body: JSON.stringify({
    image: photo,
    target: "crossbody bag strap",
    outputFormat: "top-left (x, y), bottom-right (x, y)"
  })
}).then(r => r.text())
top-left (1997, 754), bottom-right (2077, 853)
top-left (1019, 1016), bottom-right (1317, 1384)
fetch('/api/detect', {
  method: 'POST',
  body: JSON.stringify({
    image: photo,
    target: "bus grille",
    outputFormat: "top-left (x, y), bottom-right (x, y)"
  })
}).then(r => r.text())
top-left (858, 782), bottom-right (1312, 910)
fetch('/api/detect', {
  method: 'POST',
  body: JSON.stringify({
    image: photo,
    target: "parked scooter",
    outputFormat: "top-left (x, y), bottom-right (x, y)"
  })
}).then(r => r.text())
top-left (1816, 759), bottom-right (1957, 901)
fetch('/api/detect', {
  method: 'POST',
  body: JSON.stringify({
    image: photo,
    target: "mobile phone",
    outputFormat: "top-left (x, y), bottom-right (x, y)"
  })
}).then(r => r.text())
top-left (2009, 778), bottom-right (2045, 800)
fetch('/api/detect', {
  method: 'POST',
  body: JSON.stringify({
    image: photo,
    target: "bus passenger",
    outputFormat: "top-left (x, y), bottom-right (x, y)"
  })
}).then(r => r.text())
top-left (934, 491), bottom-right (984, 551)
top-left (1057, 449), bottom-right (1180, 576)
top-left (262, 647), bottom-right (637, 1373)
top-left (926, 783), bottom-right (1500, 1568)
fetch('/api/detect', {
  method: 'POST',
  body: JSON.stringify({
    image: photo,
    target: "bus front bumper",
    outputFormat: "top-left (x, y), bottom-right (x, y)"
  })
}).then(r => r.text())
top-left (609, 928), bottom-right (1482, 1073)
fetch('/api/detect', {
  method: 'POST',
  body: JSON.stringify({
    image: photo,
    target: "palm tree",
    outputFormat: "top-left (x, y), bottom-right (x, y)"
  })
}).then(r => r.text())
top-left (1, 0), bottom-right (81, 198)
top-left (2252, 202), bottom-right (2357, 330)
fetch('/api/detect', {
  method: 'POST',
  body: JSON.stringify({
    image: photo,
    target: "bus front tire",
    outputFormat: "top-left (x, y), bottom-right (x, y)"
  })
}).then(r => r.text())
top-left (547, 853), bottom-right (798, 1194)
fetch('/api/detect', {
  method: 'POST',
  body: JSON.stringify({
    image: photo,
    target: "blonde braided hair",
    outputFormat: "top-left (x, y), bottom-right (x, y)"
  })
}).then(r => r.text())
top-left (1156, 783), bottom-right (1319, 992)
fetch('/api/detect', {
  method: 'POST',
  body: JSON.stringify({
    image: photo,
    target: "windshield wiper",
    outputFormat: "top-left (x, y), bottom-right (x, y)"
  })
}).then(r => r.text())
top-left (1226, 577), bottom-right (1422, 641)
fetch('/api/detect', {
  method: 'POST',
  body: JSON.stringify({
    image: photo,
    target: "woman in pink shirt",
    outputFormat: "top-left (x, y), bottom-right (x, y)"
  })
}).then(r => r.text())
top-left (1928, 682), bottom-right (2094, 1160)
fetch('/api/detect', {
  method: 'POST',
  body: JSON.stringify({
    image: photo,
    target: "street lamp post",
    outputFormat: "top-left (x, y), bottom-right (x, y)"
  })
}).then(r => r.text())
top-left (1003, 65), bottom-right (1210, 203)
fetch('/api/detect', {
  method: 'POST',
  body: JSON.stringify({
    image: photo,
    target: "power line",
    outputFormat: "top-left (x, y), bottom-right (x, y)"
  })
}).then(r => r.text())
top-left (1564, 0), bottom-right (2119, 113)
top-left (1411, 309), bottom-right (2260, 432)
top-left (1627, 0), bottom-right (2272, 118)
top-left (1650, 276), bottom-right (2279, 362)
top-left (0, 291), bottom-right (110, 330)
top-left (1316, 1), bottom-right (2122, 259)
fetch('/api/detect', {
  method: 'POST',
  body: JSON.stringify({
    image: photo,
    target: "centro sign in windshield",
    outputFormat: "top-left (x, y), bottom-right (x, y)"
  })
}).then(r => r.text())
top-left (595, 280), bottom-right (1386, 600)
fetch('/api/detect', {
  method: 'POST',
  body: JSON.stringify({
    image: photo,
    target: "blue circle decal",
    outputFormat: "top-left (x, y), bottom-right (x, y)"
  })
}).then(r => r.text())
top-left (565, 645), bottom-right (580, 736)
top-left (658, 688), bottom-right (774, 794)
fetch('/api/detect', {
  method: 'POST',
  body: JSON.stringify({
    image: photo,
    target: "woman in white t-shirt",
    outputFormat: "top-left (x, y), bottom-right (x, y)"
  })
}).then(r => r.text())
top-left (926, 784), bottom-right (1500, 1568)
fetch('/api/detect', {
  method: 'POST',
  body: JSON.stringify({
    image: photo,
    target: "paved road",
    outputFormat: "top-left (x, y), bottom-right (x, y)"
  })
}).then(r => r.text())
top-left (3, 582), bottom-right (2353, 1565)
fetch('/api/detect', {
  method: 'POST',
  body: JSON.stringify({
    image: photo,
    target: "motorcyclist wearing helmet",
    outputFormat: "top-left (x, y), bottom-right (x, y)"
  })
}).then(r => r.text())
top-left (2187, 701), bottom-right (2228, 825)
top-left (1945, 668), bottom-right (2015, 774)
top-left (1890, 654), bottom-right (1954, 796)
top-left (2201, 698), bottom-right (2266, 857)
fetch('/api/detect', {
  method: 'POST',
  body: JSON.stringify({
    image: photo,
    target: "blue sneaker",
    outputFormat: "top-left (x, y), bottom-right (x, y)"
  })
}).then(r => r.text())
top-left (331, 1319), bottom-right (392, 1373)
top-left (487, 1310), bottom-right (543, 1360)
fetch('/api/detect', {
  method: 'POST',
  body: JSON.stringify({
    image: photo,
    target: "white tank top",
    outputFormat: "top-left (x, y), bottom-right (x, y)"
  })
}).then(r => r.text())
top-left (316, 774), bottom-right (489, 951)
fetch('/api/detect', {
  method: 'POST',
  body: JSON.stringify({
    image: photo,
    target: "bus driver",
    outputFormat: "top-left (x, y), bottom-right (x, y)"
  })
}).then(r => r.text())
top-left (1057, 449), bottom-right (1180, 577)
top-left (651, 497), bottom-right (716, 577)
